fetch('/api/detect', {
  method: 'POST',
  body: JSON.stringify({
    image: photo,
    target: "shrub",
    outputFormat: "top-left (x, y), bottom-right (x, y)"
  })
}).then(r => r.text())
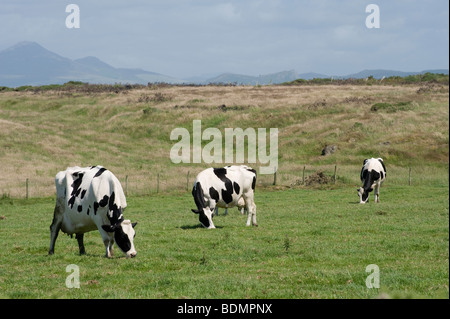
top-left (370, 101), bottom-right (413, 113)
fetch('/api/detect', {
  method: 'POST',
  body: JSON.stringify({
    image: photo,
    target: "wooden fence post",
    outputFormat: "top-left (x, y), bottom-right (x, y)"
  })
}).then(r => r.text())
top-left (157, 173), bottom-right (160, 193)
top-left (273, 166), bottom-right (277, 185)
top-left (186, 171), bottom-right (190, 191)
top-left (302, 166), bottom-right (306, 185)
top-left (333, 165), bottom-right (337, 184)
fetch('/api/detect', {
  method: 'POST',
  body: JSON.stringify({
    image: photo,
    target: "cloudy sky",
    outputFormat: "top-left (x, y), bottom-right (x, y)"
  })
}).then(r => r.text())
top-left (1, 0), bottom-right (448, 78)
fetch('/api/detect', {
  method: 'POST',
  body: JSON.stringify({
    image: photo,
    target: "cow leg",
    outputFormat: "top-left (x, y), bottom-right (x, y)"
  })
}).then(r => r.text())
top-left (374, 182), bottom-right (381, 203)
top-left (76, 233), bottom-right (85, 255)
top-left (103, 238), bottom-right (114, 258)
top-left (99, 228), bottom-right (114, 257)
top-left (214, 206), bottom-right (219, 216)
top-left (246, 205), bottom-right (257, 226)
top-left (251, 203), bottom-right (257, 226)
top-left (205, 207), bottom-right (216, 229)
top-left (49, 205), bottom-right (63, 255)
top-left (242, 192), bottom-right (258, 226)
top-left (109, 239), bottom-right (115, 257)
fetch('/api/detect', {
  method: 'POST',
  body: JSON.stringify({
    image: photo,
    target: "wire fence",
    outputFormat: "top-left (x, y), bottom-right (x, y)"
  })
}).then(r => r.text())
top-left (1, 165), bottom-right (447, 200)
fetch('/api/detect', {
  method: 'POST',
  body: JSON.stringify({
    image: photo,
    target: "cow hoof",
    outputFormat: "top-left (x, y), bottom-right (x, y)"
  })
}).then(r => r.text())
top-left (253, 224), bottom-right (258, 227)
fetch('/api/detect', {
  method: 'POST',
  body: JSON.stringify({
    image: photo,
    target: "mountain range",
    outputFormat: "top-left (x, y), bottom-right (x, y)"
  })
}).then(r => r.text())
top-left (0, 42), bottom-right (448, 87)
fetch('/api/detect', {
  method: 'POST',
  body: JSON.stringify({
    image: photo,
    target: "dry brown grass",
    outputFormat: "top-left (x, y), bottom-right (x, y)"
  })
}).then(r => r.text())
top-left (0, 84), bottom-right (448, 198)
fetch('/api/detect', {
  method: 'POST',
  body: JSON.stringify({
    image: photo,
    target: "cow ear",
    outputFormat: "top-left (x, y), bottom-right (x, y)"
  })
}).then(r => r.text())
top-left (101, 224), bottom-right (116, 233)
top-left (191, 209), bottom-right (200, 214)
top-left (132, 222), bottom-right (137, 228)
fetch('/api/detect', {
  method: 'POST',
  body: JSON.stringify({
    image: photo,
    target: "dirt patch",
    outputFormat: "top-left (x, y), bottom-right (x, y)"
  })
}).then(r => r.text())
top-left (305, 171), bottom-right (333, 186)
top-left (290, 171), bottom-right (333, 187)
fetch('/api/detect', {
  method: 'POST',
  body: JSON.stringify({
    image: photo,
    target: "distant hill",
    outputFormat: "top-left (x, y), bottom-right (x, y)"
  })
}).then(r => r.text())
top-left (205, 70), bottom-right (329, 85)
top-left (0, 41), bottom-right (185, 87)
top-left (0, 41), bottom-right (448, 87)
top-left (335, 69), bottom-right (449, 80)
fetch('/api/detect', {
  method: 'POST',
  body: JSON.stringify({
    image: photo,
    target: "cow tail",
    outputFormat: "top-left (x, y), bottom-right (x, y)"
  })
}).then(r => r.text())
top-left (191, 181), bottom-right (205, 214)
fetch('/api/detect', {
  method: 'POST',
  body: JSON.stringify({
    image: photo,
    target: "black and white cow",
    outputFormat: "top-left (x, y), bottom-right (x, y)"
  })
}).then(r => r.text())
top-left (358, 158), bottom-right (386, 204)
top-left (49, 166), bottom-right (137, 258)
top-left (192, 165), bottom-right (257, 229)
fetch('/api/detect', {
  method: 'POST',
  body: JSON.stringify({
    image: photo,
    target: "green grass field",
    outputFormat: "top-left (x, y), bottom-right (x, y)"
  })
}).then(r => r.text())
top-left (0, 184), bottom-right (448, 299)
top-left (0, 83), bottom-right (448, 299)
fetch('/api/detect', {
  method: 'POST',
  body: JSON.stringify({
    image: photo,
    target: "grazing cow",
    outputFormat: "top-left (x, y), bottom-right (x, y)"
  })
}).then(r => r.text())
top-left (48, 166), bottom-right (137, 258)
top-left (358, 158), bottom-right (386, 204)
top-left (192, 165), bottom-right (257, 228)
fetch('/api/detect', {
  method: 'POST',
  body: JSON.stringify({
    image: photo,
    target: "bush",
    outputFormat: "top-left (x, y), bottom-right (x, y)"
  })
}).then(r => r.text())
top-left (370, 101), bottom-right (413, 113)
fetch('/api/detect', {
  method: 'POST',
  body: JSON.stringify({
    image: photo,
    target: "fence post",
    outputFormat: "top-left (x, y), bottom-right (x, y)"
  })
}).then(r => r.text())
top-left (333, 165), bottom-right (337, 184)
top-left (302, 166), bottom-right (306, 185)
top-left (186, 171), bottom-right (190, 191)
top-left (125, 175), bottom-right (128, 196)
top-left (157, 173), bottom-right (160, 193)
top-left (273, 166), bottom-right (277, 185)
top-left (26, 178), bottom-right (29, 199)
top-left (409, 167), bottom-right (412, 186)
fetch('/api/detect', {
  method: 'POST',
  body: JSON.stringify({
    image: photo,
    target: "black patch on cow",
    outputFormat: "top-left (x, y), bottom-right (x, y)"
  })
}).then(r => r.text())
top-left (209, 187), bottom-right (219, 202)
top-left (213, 167), bottom-right (227, 179)
top-left (94, 167), bottom-right (107, 178)
top-left (93, 195), bottom-right (111, 216)
top-left (371, 170), bottom-right (380, 182)
top-left (192, 182), bottom-right (206, 212)
top-left (380, 171), bottom-right (384, 179)
top-left (362, 169), bottom-right (381, 198)
top-left (114, 226), bottom-right (132, 253)
top-left (191, 182), bottom-right (210, 228)
top-left (86, 208), bottom-right (90, 215)
top-left (362, 189), bottom-right (370, 202)
top-left (68, 173), bottom-right (84, 209)
top-left (233, 182), bottom-right (240, 195)
top-left (77, 205), bottom-right (83, 213)
top-left (68, 196), bottom-right (76, 209)
top-left (378, 159), bottom-right (387, 175)
top-left (80, 189), bottom-right (87, 199)
top-left (221, 183), bottom-right (233, 204)
top-left (252, 176), bottom-right (256, 190)
top-left (107, 192), bottom-right (123, 225)
top-left (213, 168), bottom-right (233, 204)
top-left (99, 195), bottom-right (109, 207)
top-left (199, 211), bottom-right (211, 228)
top-left (246, 168), bottom-right (257, 176)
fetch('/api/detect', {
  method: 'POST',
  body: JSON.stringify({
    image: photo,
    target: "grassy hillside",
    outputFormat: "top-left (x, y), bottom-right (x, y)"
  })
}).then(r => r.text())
top-left (0, 82), bottom-right (448, 197)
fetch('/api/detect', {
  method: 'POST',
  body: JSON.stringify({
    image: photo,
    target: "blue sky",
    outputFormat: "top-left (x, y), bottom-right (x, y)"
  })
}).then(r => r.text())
top-left (0, 0), bottom-right (448, 78)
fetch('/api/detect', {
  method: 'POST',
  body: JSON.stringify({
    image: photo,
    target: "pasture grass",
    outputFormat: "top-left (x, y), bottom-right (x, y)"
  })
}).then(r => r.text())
top-left (0, 185), bottom-right (448, 299)
top-left (0, 83), bottom-right (448, 299)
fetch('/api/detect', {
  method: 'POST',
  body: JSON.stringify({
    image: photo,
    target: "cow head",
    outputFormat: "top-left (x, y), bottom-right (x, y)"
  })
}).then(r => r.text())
top-left (357, 187), bottom-right (371, 204)
top-left (191, 208), bottom-right (215, 229)
top-left (101, 220), bottom-right (137, 258)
